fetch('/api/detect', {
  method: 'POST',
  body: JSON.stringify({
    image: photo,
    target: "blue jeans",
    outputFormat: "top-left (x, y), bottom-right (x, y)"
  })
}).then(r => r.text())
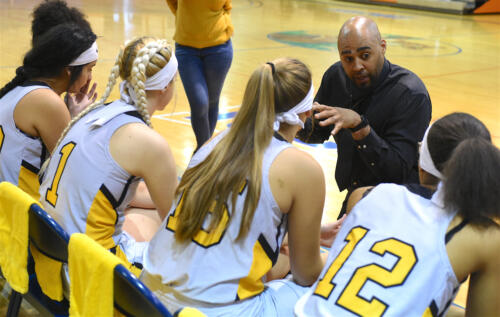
top-left (175, 40), bottom-right (233, 149)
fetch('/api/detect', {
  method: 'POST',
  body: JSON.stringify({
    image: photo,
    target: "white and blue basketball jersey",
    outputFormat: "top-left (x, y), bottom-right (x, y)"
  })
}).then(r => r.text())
top-left (0, 82), bottom-right (50, 199)
top-left (295, 183), bottom-right (460, 317)
top-left (39, 100), bottom-right (145, 273)
top-left (142, 130), bottom-right (294, 314)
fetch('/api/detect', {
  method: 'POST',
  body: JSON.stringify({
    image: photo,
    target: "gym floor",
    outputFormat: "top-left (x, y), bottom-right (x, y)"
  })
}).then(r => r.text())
top-left (1, 0), bottom-right (499, 314)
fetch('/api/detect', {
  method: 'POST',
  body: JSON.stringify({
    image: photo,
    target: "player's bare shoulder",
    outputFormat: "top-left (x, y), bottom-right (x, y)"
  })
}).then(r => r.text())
top-left (274, 146), bottom-right (324, 178)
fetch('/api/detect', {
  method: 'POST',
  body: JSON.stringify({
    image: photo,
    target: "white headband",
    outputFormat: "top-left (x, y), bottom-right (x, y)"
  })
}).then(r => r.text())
top-left (145, 53), bottom-right (178, 90)
top-left (273, 84), bottom-right (314, 131)
top-left (68, 42), bottom-right (98, 66)
top-left (419, 124), bottom-right (443, 179)
top-left (120, 53), bottom-right (178, 104)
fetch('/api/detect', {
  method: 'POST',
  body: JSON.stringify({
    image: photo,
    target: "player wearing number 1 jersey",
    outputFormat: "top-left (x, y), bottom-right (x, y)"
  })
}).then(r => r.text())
top-left (39, 37), bottom-right (178, 273)
top-left (142, 58), bottom-right (326, 316)
top-left (39, 101), bottom-right (149, 273)
top-left (295, 112), bottom-right (500, 316)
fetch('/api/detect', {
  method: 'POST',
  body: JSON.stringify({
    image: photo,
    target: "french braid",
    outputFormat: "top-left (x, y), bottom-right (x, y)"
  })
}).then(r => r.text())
top-left (40, 37), bottom-right (172, 175)
top-left (129, 40), bottom-right (168, 127)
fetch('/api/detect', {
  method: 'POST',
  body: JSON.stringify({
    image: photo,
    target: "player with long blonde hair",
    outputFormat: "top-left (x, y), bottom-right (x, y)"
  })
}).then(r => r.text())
top-left (142, 58), bottom-right (326, 315)
top-left (39, 37), bottom-right (178, 273)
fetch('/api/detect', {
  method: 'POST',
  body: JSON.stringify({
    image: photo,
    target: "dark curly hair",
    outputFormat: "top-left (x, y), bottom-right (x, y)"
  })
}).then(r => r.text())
top-left (0, 23), bottom-right (97, 98)
top-left (32, 0), bottom-right (92, 45)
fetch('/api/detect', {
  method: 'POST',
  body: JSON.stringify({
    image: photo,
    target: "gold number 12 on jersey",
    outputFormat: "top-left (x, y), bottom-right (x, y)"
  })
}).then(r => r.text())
top-left (314, 226), bottom-right (417, 316)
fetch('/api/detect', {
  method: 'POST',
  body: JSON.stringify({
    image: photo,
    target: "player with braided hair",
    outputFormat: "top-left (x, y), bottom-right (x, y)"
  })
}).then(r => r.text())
top-left (39, 37), bottom-right (178, 273)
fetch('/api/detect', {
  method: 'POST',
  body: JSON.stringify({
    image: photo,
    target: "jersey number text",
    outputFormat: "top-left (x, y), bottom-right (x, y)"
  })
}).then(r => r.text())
top-left (166, 181), bottom-right (247, 248)
top-left (314, 226), bottom-right (417, 316)
top-left (0, 125), bottom-right (4, 153)
top-left (45, 142), bottom-right (76, 207)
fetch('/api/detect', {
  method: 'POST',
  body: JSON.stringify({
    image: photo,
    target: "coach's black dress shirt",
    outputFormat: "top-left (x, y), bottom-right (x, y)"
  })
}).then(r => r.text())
top-left (299, 59), bottom-right (431, 192)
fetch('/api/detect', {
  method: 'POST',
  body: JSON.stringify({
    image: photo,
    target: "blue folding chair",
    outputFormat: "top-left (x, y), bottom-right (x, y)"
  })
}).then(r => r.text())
top-left (8, 203), bottom-right (174, 317)
top-left (0, 179), bottom-right (174, 317)
top-left (114, 264), bottom-right (173, 317)
top-left (6, 203), bottom-right (70, 317)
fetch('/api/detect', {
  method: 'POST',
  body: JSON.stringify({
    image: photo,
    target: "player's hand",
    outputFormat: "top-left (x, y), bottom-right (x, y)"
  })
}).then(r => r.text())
top-left (280, 234), bottom-right (289, 256)
top-left (313, 102), bottom-right (362, 136)
top-left (320, 214), bottom-right (346, 247)
top-left (65, 81), bottom-right (98, 117)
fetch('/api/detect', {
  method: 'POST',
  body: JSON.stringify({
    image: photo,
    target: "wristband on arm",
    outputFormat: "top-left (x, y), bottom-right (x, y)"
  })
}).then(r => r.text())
top-left (349, 115), bottom-right (369, 133)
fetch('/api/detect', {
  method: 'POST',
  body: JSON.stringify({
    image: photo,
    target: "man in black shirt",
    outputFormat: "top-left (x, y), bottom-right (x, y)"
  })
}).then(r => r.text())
top-left (298, 16), bottom-right (431, 218)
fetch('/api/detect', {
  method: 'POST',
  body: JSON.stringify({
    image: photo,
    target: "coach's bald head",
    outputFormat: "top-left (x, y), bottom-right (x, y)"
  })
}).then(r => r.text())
top-left (337, 16), bottom-right (386, 89)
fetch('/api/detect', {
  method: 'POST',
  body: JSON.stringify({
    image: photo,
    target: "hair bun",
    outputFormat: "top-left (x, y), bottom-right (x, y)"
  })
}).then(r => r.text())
top-left (15, 66), bottom-right (27, 78)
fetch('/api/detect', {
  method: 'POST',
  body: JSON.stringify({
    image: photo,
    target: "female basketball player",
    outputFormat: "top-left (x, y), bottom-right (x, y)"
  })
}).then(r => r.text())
top-left (141, 58), bottom-right (326, 315)
top-left (30, 0), bottom-right (98, 117)
top-left (295, 112), bottom-right (500, 316)
top-left (0, 17), bottom-right (97, 199)
top-left (39, 37), bottom-right (178, 274)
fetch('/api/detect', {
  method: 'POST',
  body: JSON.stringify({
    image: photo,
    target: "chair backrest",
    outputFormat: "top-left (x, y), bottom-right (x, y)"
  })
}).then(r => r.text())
top-left (113, 264), bottom-right (173, 317)
top-left (28, 204), bottom-right (70, 262)
top-left (28, 202), bottom-right (172, 317)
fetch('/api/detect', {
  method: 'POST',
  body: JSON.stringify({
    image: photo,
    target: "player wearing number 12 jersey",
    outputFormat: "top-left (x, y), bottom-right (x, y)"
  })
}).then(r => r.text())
top-left (296, 182), bottom-right (459, 316)
top-left (296, 112), bottom-right (500, 316)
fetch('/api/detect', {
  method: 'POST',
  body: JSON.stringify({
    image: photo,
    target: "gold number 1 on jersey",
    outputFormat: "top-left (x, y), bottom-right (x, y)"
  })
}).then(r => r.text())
top-left (0, 125), bottom-right (5, 153)
top-left (45, 142), bottom-right (76, 207)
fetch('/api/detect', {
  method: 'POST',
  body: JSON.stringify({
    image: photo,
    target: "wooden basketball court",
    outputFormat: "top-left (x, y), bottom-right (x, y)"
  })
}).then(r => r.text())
top-left (0, 0), bottom-right (499, 314)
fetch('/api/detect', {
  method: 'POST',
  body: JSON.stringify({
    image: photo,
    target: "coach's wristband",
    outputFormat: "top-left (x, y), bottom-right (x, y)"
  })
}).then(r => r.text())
top-left (349, 115), bottom-right (369, 133)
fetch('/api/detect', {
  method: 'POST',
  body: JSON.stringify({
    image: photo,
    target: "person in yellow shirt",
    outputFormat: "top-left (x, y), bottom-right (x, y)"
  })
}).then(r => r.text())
top-left (166, 0), bottom-right (233, 150)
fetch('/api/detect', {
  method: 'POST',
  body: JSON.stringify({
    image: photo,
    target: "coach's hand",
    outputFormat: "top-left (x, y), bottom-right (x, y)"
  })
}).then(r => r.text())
top-left (313, 102), bottom-right (362, 136)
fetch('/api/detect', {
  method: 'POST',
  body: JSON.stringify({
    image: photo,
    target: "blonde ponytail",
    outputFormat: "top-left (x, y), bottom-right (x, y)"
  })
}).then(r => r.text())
top-left (174, 58), bottom-right (312, 242)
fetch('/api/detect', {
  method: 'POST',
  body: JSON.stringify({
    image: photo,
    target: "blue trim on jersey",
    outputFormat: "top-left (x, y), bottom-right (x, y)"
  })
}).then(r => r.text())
top-left (403, 183), bottom-right (434, 199)
top-left (21, 159), bottom-right (40, 174)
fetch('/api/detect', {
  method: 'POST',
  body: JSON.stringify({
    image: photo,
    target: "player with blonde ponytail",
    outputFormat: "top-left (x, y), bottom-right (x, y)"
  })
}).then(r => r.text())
top-left (141, 58), bottom-right (327, 315)
top-left (39, 37), bottom-right (178, 273)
